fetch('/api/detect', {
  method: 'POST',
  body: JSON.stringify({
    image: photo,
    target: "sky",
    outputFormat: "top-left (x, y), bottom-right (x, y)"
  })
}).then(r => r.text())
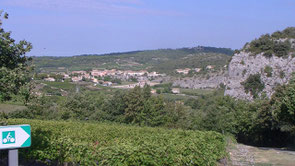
top-left (0, 0), bottom-right (295, 56)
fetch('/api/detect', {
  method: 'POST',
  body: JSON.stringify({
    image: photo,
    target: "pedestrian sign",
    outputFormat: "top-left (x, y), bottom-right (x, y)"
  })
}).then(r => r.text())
top-left (0, 125), bottom-right (31, 150)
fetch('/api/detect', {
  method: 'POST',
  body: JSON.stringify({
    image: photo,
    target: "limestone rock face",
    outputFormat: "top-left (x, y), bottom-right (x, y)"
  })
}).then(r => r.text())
top-left (224, 51), bottom-right (295, 100)
top-left (173, 74), bottom-right (227, 89)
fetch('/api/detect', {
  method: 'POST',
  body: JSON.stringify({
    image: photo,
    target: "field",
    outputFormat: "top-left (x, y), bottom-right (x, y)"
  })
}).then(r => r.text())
top-left (180, 88), bottom-right (216, 96)
top-left (41, 81), bottom-right (76, 91)
top-left (0, 104), bottom-right (27, 113)
top-left (8, 119), bottom-right (227, 165)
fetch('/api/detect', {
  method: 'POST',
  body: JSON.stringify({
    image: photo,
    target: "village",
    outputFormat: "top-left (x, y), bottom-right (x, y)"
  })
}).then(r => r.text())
top-left (38, 64), bottom-right (220, 96)
top-left (41, 69), bottom-right (167, 89)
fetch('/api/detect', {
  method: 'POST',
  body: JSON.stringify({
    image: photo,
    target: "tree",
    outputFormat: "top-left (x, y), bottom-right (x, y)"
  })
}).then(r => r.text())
top-left (123, 86), bottom-right (144, 123)
top-left (241, 74), bottom-right (265, 98)
top-left (143, 84), bottom-right (151, 99)
top-left (271, 83), bottom-right (295, 135)
top-left (0, 11), bottom-right (33, 102)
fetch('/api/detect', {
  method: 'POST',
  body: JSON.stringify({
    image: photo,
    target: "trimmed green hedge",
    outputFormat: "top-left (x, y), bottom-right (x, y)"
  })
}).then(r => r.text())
top-left (8, 119), bottom-right (227, 165)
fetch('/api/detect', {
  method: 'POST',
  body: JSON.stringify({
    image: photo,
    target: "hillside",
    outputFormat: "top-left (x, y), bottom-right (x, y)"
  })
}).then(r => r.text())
top-left (225, 27), bottom-right (295, 100)
top-left (33, 46), bottom-right (233, 75)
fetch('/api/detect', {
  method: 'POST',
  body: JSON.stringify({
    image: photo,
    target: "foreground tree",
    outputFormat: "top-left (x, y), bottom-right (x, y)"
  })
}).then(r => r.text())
top-left (0, 11), bottom-right (33, 102)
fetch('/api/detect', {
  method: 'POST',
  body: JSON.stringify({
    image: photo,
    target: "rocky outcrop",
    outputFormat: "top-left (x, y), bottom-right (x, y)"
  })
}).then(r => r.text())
top-left (225, 51), bottom-right (295, 100)
top-left (173, 72), bottom-right (227, 89)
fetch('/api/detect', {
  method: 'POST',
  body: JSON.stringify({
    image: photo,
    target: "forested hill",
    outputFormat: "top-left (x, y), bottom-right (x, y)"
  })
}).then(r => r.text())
top-left (33, 46), bottom-right (233, 74)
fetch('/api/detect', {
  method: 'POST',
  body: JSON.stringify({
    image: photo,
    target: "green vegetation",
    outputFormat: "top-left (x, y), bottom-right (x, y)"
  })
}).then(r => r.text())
top-left (271, 27), bottom-right (295, 39)
top-left (2, 10), bottom-right (295, 165)
top-left (41, 81), bottom-right (76, 91)
top-left (7, 119), bottom-right (226, 165)
top-left (241, 74), bottom-right (265, 98)
top-left (242, 69), bottom-right (247, 77)
top-left (280, 71), bottom-right (285, 79)
top-left (153, 83), bottom-right (172, 94)
top-left (152, 53), bottom-right (231, 75)
top-left (244, 27), bottom-right (295, 58)
top-left (264, 66), bottom-right (273, 77)
top-left (186, 79), bottom-right (295, 147)
top-left (33, 47), bottom-right (233, 75)
top-left (0, 104), bottom-right (27, 113)
top-left (180, 88), bottom-right (218, 97)
top-left (0, 12), bottom-right (33, 102)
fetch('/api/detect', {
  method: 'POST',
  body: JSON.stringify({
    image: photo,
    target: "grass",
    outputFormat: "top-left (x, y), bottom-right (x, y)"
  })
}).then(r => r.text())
top-left (251, 147), bottom-right (295, 166)
top-left (160, 93), bottom-right (196, 101)
top-left (41, 81), bottom-right (76, 90)
top-left (0, 103), bottom-right (27, 113)
top-left (228, 142), bottom-right (295, 166)
top-left (180, 88), bottom-right (215, 96)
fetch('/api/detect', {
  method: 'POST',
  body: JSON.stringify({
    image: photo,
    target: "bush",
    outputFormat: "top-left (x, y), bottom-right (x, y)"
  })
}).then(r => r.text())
top-left (241, 74), bottom-right (265, 98)
top-left (8, 119), bottom-right (227, 166)
top-left (273, 41), bottom-right (291, 57)
top-left (264, 66), bottom-right (273, 77)
top-left (242, 69), bottom-right (247, 77)
top-left (279, 71), bottom-right (285, 79)
top-left (245, 27), bottom-right (294, 58)
top-left (272, 27), bottom-right (295, 39)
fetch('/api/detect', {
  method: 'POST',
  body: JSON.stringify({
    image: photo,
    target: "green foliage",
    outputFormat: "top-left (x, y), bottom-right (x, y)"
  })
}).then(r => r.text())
top-left (129, 76), bottom-right (138, 82)
top-left (200, 96), bottom-right (250, 135)
top-left (60, 92), bottom-right (104, 120)
top-left (271, 83), bottom-right (295, 134)
top-left (152, 53), bottom-right (231, 75)
top-left (12, 85), bottom-right (192, 129)
top-left (0, 67), bottom-right (32, 102)
top-left (280, 71), bottom-right (285, 79)
top-left (271, 27), bottom-right (295, 39)
top-left (33, 47), bottom-right (233, 76)
top-left (244, 27), bottom-right (295, 58)
top-left (242, 69), bottom-right (247, 77)
top-left (8, 119), bottom-right (227, 165)
top-left (154, 83), bottom-right (172, 93)
top-left (34, 73), bottom-right (48, 80)
top-left (0, 11), bottom-right (33, 102)
top-left (264, 66), bottom-right (273, 77)
top-left (241, 74), bottom-right (265, 98)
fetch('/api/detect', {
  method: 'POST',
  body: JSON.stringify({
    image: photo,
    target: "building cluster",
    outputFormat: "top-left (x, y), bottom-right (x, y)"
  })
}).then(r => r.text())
top-left (175, 65), bottom-right (215, 75)
top-left (43, 69), bottom-right (164, 87)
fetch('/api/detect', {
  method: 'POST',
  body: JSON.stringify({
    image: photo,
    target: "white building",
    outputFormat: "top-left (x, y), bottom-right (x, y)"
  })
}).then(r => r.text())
top-left (44, 77), bottom-right (56, 82)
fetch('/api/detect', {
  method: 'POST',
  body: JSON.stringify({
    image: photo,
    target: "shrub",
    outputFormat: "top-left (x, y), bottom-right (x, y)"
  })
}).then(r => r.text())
top-left (242, 69), bottom-right (247, 77)
top-left (273, 41), bottom-right (291, 58)
top-left (245, 27), bottom-right (294, 58)
top-left (264, 66), bottom-right (273, 77)
top-left (8, 119), bottom-right (227, 166)
top-left (279, 71), bottom-right (285, 79)
top-left (241, 74), bottom-right (265, 98)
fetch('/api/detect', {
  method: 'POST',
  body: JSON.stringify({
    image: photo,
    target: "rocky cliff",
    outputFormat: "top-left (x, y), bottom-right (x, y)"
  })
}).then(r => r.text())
top-left (225, 28), bottom-right (295, 100)
top-left (173, 72), bottom-right (227, 89)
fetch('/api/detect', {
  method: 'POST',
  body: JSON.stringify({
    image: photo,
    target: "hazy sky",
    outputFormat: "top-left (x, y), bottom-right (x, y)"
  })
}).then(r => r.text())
top-left (1, 0), bottom-right (295, 56)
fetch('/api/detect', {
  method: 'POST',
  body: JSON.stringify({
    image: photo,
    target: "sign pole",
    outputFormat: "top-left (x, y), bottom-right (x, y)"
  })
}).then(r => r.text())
top-left (8, 149), bottom-right (18, 166)
top-left (0, 124), bottom-right (31, 166)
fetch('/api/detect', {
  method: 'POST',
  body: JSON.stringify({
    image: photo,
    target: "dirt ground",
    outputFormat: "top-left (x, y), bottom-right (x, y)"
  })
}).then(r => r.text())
top-left (228, 143), bottom-right (295, 166)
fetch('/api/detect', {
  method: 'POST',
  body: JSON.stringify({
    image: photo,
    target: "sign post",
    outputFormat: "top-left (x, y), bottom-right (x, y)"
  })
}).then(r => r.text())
top-left (0, 125), bottom-right (31, 166)
top-left (9, 149), bottom-right (18, 166)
